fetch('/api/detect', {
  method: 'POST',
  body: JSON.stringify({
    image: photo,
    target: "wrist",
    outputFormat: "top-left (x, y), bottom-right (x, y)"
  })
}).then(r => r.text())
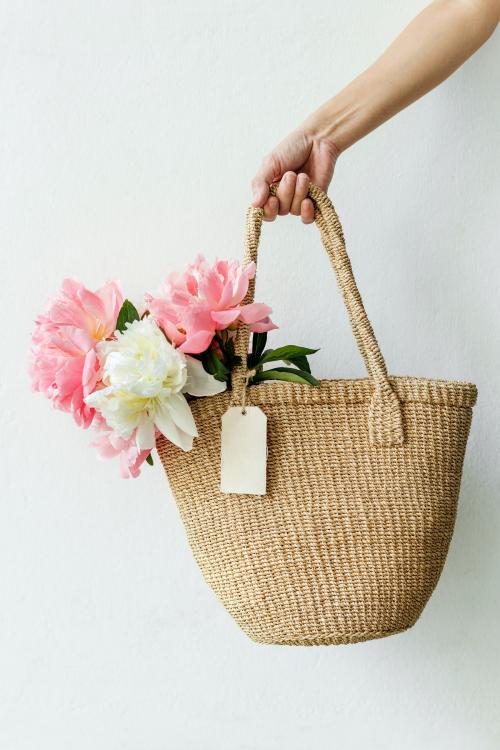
top-left (302, 99), bottom-right (355, 157)
top-left (302, 102), bottom-right (342, 145)
top-left (303, 73), bottom-right (381, 154)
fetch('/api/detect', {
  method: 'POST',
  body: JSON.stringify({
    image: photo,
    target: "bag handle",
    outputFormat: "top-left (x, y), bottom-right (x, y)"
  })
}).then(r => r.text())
top-left (232, 182), bottom-right (404, 447)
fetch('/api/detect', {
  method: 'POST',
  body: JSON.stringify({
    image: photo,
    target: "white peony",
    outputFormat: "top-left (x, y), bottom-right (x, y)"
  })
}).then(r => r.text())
top-left (85, 317), bottom-right (226, 452)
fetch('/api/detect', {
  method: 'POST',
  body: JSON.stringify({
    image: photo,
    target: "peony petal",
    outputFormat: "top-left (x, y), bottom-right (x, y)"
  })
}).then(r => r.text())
top-left (92, 435), bottom-right (120, 460)
top-left (183, 356), bottom-right (227, 397)
top-left (96, 280), bottom-right (123, 334)
top-left (197, 267), bottom-right (224, 308)
top-left (82, 349), bottom-right (101, 395)
top-left (162, 319), bottom-right (186, 347)
top-left (250, 317), bottom-right (278, 333)
top-left (153, 401), bottom-right (195, 452)
top-left (120, 448), bottom-right (151, 479)
top-left (164, 393), bottom-right (198, 437)
top-left (244, 261), bottom-right (256, 279)
top-left (84, 385), bottom-right (114, 407)
top-left (239, 302), bottom-right (273, 325)
top-left (178, 329), bottom-right (214, 354)
top-left (228, 267), bottom-right (251, 307)
top-left (136, 416), bottom-right (156, 450)
top-left (210, 309), bottom-right (241, 327)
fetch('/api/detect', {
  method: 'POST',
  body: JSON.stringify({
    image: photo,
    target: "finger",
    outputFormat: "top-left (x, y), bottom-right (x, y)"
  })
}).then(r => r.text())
top-left (290, 172), bottom-right (310, 216)
top-left (251, 154), bottom-right (280, 207)
top-left (277, 171), bottom-right (297, 216)
top-left (251, 177), bottom-right (270, 208)
top-left (301, 198), bottom-right (315, 224)
top-left (263, 195), bottom-right (279, 222)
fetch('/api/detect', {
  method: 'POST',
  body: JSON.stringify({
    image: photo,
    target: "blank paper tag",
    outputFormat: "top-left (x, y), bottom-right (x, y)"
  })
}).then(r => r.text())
top-left (220, 406), bottom-right (267, 495)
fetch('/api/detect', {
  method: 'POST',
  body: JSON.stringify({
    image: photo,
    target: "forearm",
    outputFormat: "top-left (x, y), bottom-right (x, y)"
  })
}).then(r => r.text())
top-left (307, 0), bottom-right (500, 152)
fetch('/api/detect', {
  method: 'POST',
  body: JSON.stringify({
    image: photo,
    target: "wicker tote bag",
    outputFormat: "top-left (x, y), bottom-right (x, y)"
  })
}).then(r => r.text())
top-left (157, 184), bottom-right (477, 646)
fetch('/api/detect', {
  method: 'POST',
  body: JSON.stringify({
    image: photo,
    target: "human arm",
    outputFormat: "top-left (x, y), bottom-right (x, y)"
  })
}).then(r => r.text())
top-left (251, 0), bottom-right (500, 222)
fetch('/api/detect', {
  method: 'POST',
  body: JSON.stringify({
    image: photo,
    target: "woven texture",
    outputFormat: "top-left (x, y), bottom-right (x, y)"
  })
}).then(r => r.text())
top-left (157, 185), bottom-right (477, 645)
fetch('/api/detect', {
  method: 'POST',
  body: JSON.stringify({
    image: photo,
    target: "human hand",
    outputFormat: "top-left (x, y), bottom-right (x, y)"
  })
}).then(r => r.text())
top-left (251, 123), bottom-right (339, 223)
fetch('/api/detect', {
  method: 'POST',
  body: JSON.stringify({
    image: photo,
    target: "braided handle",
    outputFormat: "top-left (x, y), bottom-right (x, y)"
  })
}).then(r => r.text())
top-left (232, 183), bottom-right (404, 446)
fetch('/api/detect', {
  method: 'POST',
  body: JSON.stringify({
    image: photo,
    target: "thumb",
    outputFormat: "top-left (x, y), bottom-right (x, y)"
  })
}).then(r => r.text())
top-left (251, 154), bottom-right (281, 208)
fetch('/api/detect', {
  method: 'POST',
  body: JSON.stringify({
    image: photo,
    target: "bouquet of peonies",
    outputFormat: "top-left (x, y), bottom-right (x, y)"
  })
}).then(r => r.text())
top-left (30, 255), bottom-right (318, 478)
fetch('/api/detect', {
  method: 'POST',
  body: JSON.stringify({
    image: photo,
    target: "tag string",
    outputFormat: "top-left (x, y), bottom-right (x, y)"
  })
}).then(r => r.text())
top-left (240, 369), bottom-right (256, 415)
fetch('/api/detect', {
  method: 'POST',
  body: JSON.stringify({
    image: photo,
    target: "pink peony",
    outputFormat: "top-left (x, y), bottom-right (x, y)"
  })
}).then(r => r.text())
top-left (90, 417), bottom-right (153, 479)
top-left (145, 255), bottom-right (277, 354)
top-left (30, 278), bottom-right (123, 428)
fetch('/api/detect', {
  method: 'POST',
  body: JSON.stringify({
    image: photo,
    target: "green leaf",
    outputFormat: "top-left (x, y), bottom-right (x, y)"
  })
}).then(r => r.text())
top-left (116, 299), bottom-right (140, 333)
top-left (201, 348), bottom-right (230, 382)
top-left (221, 348), bottom-right (242, 373)
top-left (220, 335), bottom-right (241, 371)
top-left (259, 345), bottom-right (319, 366)
top-left (253, 332), bottom-right (268, 360)
top-left (145, 453), bottom-right (154, 466)
top-left (226, 353), bottom-right (242, 370)
top-left (252, 367), bottom-right (319, 386)
top-left (284, 354), bottom-right (311, 373)
top-left (248, 332), bottom-right (268, 369)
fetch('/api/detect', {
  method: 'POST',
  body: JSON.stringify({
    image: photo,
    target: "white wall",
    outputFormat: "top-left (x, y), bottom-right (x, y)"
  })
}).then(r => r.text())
top-left (1, 1), bottom-right (499, 748)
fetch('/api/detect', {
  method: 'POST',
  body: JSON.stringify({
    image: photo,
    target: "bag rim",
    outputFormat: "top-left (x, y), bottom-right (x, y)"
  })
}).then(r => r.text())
top-left (186, 375), bottom-right (477, 410)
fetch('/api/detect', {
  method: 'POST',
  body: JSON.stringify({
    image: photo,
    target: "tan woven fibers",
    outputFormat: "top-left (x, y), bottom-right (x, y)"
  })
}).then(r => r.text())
top-left (157, 185), bottom-right (477, 645)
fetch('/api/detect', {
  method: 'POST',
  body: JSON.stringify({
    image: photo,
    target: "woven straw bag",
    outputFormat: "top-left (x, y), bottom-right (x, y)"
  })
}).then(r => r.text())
top-left (157, 184), bottom-right (477, 646)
